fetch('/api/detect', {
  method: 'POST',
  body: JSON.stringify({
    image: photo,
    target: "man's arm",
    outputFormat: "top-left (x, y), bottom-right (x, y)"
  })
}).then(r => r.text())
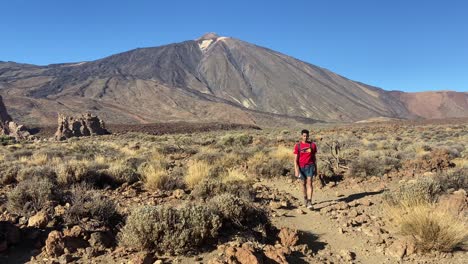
top-left (294, 154), bottom-right (300, 177)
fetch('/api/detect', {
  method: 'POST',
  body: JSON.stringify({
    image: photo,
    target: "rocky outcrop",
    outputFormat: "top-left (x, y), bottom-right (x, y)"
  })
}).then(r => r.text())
top-left (54, 113), bottom-right (110, 140)
top-left (0, 95), bottom-right (32, 140)
top-left (0, 95), bottom-right (12, 123)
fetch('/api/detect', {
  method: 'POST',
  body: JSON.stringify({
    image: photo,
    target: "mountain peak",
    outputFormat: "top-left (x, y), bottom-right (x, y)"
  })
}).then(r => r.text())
top-left (197, 32), bottom-right (220, 41)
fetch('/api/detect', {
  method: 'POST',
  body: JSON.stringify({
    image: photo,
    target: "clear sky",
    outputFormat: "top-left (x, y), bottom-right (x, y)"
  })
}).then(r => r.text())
top-left (1, 0), bottom-right (467, 92)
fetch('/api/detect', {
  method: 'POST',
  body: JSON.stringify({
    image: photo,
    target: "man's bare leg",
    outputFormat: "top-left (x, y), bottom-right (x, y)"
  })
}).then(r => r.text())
top-left (302, 180), bottom-right (307, 205)
top-left (307, 177), bottom-right (314, 208)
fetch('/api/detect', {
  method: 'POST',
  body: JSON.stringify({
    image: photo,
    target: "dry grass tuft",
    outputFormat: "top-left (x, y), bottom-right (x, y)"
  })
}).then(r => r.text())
top-left (386, 203), bottom-right (468, 252)
top-left (185, 160), bottom-right (212, 188)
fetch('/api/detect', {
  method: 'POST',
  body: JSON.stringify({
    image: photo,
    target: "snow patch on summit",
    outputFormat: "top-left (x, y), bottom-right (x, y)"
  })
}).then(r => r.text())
top-left (199, 39), bottom-right (213, 51)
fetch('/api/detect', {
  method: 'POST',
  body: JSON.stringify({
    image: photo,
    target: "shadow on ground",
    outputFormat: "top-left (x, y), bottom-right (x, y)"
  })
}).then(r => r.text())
top-left (313, 190), bottom-right (384, 211)
top-left (286, 231), bottom-right (327, 263)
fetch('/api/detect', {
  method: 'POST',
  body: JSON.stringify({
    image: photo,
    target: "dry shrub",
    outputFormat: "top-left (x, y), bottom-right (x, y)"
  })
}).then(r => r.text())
top-left (139, 152), bottom-right (170, 190)
top-left (55, 160), bottom-right (107, 186)
top-left (208, 193), bottom-right (267, 228)
top-left (218, 152), bottom-right (249, 169)
top-left (0, 135), bottom-right (16, 146)
top-left (104, 160), bottom-right (140, 185)
top-left (347, 156), bottom-right (384, 178)
top-left (435, 168), bottom-right (468, 192)
top-left (7, 177), bottom-right (56, 216)
top-left (139, 163), bottom-right (170, 191)
top-left (271, 145), bottom-right (292, 162)
top-left (17, 165), bottom-right (57, 182)
top-left (247, 152), bottom-right (290, 178)
top-left (64, 184), bottom-right (118, 225)
top-left (218, 133), bottom-right (253, 147)
top-left (387, 204), bottom-right (468, 252)
top-left (0, 162), bottom-right (21, 184)
top-left (383, 177), bottom-right (441, 207)
top-left (192, 179), bottom-right (254, 201)
top-left (222, 168), bottom-right (250, 183)
top-left (28, 153), bottom-right (49, 166)
top-left (185, 160), bottom-right (212, 188)
top-left (118, 204), bottom-right (221, 254)
top-left (404, 149), bottom-right (455, 173)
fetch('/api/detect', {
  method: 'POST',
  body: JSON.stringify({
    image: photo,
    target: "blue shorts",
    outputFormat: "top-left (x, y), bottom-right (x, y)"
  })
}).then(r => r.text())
top-left (299, 165), bottom-right (315, 180)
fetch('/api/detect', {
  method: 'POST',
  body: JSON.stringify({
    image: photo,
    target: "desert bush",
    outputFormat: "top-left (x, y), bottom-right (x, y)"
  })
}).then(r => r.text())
top-left (271, 145), bottom-right (293, 162)
top-left (139, 162), bottom-right (170, 191)
top-left (383, 177), bottom-right (441, 207)
top-left (7, 177), bottom-right (56, 216)
top-left (192, 179), bottom-right (254, 201)
top-left (159, 172), bottom-right (186, 190)
top-left (347, 156), bottom-right (384, 178)
top-left (387, 204), bottom-right (468, 252)
top-left (64, 184), bottom-right (118, 225)
top-left (247, 152), bottom-right (290, 178)
top-left (11, 150), bottom-right (33, 160)
top-left (138, 152), bottom-right (171, 190)
top-left (55, 160), bottom-right (107, 186)
top-left (218, 133), bottom-right (253, 148)
top-left (104, 161), bottom-right (140, 185)
top-left (208, 193), bottom-right (267, 228)
top-left (222, 168), bottom-right (250, 183)
top-left (435, 168), bottom-right (468, 192)
top-left (0, 135), bottom-right (16, 146)
top-left (118, 204), bottom-right (221, 254)
top-left (0, 162), bottom-right (21, 184)
top-left (17, 165), bottom-right (57, 182)
top-left (185, 160), bottom-right (212, 188)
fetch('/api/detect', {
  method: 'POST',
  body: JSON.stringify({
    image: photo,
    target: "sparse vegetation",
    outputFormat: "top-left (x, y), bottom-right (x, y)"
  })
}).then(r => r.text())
top-left (0, 120), bottom-right (467, 262)
top-left (7, 177), bottom-right (56, 216)
top-left (118, 204), bottom-right (222, 254)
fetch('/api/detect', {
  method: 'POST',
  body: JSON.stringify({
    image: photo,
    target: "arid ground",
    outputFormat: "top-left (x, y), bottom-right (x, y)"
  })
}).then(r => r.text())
top-left (0, 119), bottom-right (467, 264)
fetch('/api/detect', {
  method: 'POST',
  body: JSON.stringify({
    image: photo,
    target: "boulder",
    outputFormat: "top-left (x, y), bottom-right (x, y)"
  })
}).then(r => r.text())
top-left (45, 231), bottom-right (65, 257)
top-left (278, 227), bottom-right (299, 248)
top-left (28, 211), bottom-right (49, 228)
top-left (264, 245), bottom-right (289, 264)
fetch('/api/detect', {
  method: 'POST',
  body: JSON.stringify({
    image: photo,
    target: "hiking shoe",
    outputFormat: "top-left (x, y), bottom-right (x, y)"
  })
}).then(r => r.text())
top-left (306, 201), bottom-right (313, 210)
top-left (303, 199), bottom-right (308, 207)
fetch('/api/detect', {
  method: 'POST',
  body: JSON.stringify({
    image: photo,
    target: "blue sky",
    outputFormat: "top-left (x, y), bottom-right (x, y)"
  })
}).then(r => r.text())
top-left (1, 0), bottom-right (467, 92)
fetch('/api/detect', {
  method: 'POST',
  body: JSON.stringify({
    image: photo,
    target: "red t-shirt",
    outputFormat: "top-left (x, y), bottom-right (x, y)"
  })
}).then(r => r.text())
top-left (293, 142), bottom-right (317, 168)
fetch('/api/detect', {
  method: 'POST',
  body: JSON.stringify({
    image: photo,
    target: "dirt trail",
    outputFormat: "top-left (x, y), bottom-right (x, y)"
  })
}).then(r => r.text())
top-left (264, 178), bottom-right (393, 264)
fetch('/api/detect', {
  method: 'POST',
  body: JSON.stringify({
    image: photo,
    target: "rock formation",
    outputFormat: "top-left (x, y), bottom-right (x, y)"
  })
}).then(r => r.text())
top-left (54, 113), bottom-right (110, 140)
top-left (0, 95), bottom-right (32, 140)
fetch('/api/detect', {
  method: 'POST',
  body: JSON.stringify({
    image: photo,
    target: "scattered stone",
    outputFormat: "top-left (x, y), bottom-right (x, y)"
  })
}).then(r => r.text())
top-left (59, 253), bottom-right (73, 264)
top-left (264, 245), bottom-right (289, 264)
top-left (348, 209), bottom-right (359, 218)
top-left (129, 251), bottom-right (154, 264)
top-left (361, 199), bottom-right (372, 206)
top-left (296, 208), bottom-right (306, 215)
top-left (269, 201), bottom-right (282, 209)
top-left (278, 227), bottom-right (299, 248)
top-left (437, 190), bottom-right (467, 216)
top-left (172, 189), bottom-right (186, 199)
top-left (46, 231), bottom-right (65, 257)
top-left (387, 240), bottom-right (407, 259)
top-left (28, 211), bottom-right (49, 228)
top-left (340, 249), bottom-right (355, 261)
top-left (63, 225), bottom-right (84, 238)
top-left (89, 232), bottom-right (113, 250)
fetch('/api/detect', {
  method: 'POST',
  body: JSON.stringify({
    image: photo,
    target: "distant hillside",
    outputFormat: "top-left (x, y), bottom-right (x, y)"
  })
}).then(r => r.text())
top-left (0, 33), bottom-right (466, 126)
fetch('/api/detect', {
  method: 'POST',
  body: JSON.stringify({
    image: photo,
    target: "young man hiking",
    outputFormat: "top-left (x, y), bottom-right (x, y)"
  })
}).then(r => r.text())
top-left (294, 129), bottom-right (318, 209)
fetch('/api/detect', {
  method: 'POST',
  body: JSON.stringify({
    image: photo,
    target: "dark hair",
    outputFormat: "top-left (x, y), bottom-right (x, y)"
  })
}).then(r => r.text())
top-left (301, 129), bottom-right (309, 135)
